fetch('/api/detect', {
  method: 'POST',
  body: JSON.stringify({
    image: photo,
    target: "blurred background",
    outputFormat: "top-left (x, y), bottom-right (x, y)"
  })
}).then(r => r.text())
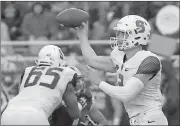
top-left (1, 1), bottom-right (179, 125)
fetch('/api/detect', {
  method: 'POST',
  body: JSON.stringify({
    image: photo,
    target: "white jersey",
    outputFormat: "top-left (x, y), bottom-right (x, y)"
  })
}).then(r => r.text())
top-left (7, 66), bottom-right (76, 118)
top-left (110, 47), bottom-right (164, 118)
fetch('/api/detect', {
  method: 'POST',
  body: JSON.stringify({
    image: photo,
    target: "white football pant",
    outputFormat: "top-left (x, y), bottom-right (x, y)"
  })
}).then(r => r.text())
top-left (130, 107), bottom-right (168, 125)
top-left (1, 107), bottom-right (49, 125)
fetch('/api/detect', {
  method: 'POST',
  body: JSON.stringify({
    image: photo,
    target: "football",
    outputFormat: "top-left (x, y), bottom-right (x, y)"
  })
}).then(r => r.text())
top-left (56, 8), bottom-right (89, 28)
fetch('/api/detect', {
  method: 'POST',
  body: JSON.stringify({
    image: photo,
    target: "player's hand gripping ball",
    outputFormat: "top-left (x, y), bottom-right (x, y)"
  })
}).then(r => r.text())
top-left (56, 8), bottom-right (89, 28)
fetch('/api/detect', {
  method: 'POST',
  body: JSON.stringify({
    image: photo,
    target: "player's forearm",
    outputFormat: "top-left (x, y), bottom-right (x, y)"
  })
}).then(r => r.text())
top-left (99, 82), bottom-right (131, 102)
top-left (63, 84), bottom-right (81, 120)
top-left (79, 36), bottom-right (116, 72)
top-left (79, 36), bottom-right (97, 63)
top-left (99, 77), bottom-right (144, 102)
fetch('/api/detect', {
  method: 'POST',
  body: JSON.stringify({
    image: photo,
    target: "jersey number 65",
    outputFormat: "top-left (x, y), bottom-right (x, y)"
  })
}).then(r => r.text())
top-left (24, 67), bottom-right (63, 89)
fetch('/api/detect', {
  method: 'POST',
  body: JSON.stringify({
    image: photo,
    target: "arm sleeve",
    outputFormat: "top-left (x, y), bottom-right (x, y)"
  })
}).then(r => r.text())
top-left (99, 77), bottom-right (144, 102)
top-left (136, 56), bottom-right (161, 75)
top-left (63, 84), bottom-right (80, 120)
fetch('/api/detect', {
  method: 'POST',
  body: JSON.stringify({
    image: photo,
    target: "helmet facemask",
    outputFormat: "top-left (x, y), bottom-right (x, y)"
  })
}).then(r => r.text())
top-left (110, 30), bottom-right (137, 51)
top-left (35, 57), bottom-right (67, 67)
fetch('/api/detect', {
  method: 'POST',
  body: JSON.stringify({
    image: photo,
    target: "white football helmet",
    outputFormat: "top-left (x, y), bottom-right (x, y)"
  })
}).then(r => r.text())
top-left (35, 45), bottom-right (67, 67)
top-left (110, 15), bottom-right (151, 51)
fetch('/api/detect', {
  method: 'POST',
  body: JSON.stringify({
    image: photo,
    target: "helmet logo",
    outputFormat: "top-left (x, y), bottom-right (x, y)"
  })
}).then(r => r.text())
top-left (135, 20), bottom-right (145, 33)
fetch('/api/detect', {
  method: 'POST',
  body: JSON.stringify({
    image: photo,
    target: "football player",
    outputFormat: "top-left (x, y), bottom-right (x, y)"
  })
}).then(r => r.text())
top-left (50, 66), bottom-right (108, 126)
top-left (75, 15), bottom-right (168, 125)
top-left (1, 45), bottom-right (80, 125)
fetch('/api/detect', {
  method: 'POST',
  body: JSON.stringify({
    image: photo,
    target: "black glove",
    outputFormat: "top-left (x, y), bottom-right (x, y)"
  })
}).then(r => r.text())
top-left (76, 88), bottom-right (93, 111)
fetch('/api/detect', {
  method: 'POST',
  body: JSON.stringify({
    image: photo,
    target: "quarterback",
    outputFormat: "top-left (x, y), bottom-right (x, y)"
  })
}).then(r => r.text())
top-left (75, 15), bottom-right (168, 125)
top-left (1, 45), bottom-right (80, 125)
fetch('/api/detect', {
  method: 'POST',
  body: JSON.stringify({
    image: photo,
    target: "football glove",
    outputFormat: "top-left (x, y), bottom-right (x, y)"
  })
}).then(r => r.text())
top-left (76, 88), bottom-right (93, 111)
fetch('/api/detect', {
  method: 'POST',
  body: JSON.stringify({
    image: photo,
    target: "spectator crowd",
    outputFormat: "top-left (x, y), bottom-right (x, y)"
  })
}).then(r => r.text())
top-left (1, 1), bottom-right (179, 41)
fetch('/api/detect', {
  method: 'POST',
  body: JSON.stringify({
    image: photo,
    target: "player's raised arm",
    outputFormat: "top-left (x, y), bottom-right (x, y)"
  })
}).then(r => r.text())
top-left (75, 22), bottom-right (116, 73)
